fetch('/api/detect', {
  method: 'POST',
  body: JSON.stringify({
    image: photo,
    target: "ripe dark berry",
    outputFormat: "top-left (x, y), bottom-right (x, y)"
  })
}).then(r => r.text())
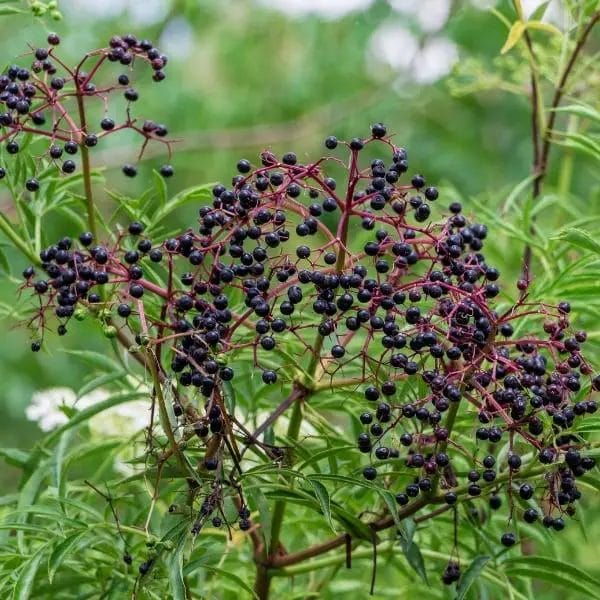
top-left (64, 141), bottom-right (78, 155)
top-left (62, 160), bottom-right (76, 174)
top-left (49, 144), bottom-right (63, 159)
top-left (25, 178), bottom-right (39, 192)
top-left (350, 138), bottom-right (364, 151)
top-left (118, 74), bottom-right (129, 85)
top-left (325, 135), bottom-right (338, 149)
top-left (160, 164), bottom-right (174, 178)
top-left (31, 341), bottom-right (41, 352)
top-left (237, 159), bottom-right (251, 173)
top-left (117, 303), bottom-right (132, 318)
top-left (501, 532), bottom-right (516, 547)
top-left (128, 221), bottom-right (145, 235)
top-left (424, 186), bottom-right (438, 201)
top-left (489, 495), bottom-right (502, 510)
top-left (411, 174), bottom-right (425, 188)
top-left (129, 283), bottom-right (144, 298)
top-left (122, 164), bottom-right (137, 177)
top-left (84, 134), bottom-right (98, 147)
top-left (124, 88), bottom-right (139, 102)
top-left (100, 117), bottom-right (115, 131)
top-left (508, 454), bottom-right (522, 470)
top-left (262, 370), bottom-right (277, 384)
top-left (47, 33), bottom-right (60, 45)
top-left (371, 122), bottom-right (386, 138)
top-left (79, 231), bottom-right (93, 246)
top-left (523, 508), bottom-right (538, 523)
top-left (363, 466), bottom-right (377, 480)
top-left (6, 140), bottom-right (19, 154)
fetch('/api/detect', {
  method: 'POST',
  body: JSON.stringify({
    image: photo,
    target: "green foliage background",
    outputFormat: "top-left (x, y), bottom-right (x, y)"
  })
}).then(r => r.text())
top-left (1, 0), bottom-right (600, 598)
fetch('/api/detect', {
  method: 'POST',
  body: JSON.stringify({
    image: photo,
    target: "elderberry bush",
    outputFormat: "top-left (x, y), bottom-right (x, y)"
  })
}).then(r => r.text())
top-left (0, 32), bottom-right (172, 186)
top-left (18, 118), bottom-right (600, 593)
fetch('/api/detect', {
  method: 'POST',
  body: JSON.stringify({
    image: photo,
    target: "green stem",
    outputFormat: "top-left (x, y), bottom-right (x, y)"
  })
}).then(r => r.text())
top-left (268, 398), bottom-right (304, 552)
top-left (0, 212), bottom-right (40, 265)
top-left (145, 350), bottom-right (189, 477)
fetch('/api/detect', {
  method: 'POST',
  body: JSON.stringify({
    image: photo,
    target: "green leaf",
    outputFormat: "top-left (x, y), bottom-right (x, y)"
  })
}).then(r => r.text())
top-left (503, 556), bottom-right (600, 598)
top-left (307, 478), bottom-right (336, 533)
top-left (525, 20), bottom-right (562, 37)
top-left (146, 184), bottom-right (213, 231)
top-left (0, 448), bottom-right (29, 469)
top-left (13, 546), bottom-right (46, 600)
top-left (247, 486), bottom-right (272, 550)
top-left (530, 1), bottom-right (550, 20)
top-left (552, 103), bottom-right (600, 126)
top-left (0, 6), bottom-right (24, 15)
top-left (456, 555), bottom-right (490, 599)
top-left (166, 529), bottom-right (187, 600)
top-left (551, 228), bottom-right (600, 254)
top-left (183, 561), bottom-right (259, 598)
top-left (501, 173), bottom-right (537, 216)
top-left (396, 517), bottom-right (428, 584)
top-left (47, 532), bottom-right (86, 584)
top-left (58, 349), bottom-right (123, 374)
top-left (501, 21), bottom-right (526, 54)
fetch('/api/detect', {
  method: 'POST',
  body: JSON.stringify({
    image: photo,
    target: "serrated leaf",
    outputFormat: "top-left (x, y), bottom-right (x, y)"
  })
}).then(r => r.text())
top-left (551, 228), bottom-right (600, 254)
top-left (456, 555), bottom-right (490, 599)
top-left (307, 478), bottom-right (335, 533)
top-left (501, 21), bottom-right (526, 54)
top-left (47, 532), bottom-right (86, 584)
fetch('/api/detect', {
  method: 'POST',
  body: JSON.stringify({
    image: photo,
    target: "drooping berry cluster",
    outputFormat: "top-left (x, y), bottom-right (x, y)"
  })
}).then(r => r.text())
top-left (20, 123), bottom-right (599, 586)
top-left (0, 33), bottom-right (173, 186)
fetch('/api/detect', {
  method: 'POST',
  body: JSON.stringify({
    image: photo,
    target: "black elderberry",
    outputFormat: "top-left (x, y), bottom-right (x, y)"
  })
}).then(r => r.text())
top-left (371, 122), bottom-right (386, 138)
top-left (325, 135), bottom-right (338, 149)
top-left (62, 160), bottom-right (76, 174)
top-left (116, 303), bottom-right (131, 318)
top-left (501, 532), bottom-right (516, 547)
top-left (122, 164), bottom-right (137, 177)
top-left (100, 117), bottom-right (115, 131)
top-left (64, 140), bottom-right (78, 155)
top-left (523, 508), bottom-right (538, 523)
top-left (160, 164), bottom-right (174, 178)
top-left (25, 178), bottom-right (39, 192)
top-left (124, 88), bottom-right (139, 102)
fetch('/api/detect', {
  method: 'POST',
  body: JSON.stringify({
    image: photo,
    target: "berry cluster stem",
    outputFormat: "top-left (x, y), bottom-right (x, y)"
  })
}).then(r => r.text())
top-left (75, 89), bottom-right (98, 242)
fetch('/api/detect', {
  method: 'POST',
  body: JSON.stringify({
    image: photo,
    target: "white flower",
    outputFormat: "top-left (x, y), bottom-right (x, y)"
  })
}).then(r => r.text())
top-left (26, 387), bottom-right (76, 432)
top-left (26, 383), bottom-right (151, 437)
top-left (388, 0), bottom-right (452, 33)
top-left (367, 23), bottom-right (458, 85)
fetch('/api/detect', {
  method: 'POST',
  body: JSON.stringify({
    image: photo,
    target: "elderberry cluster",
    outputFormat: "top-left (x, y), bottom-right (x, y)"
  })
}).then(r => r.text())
top-left (0, 33), bottom-right (173, 187)
top-left (20, 123), bottom-right (599, 586)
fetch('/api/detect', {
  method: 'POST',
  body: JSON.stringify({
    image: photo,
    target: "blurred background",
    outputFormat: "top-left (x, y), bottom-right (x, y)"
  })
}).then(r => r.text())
top-left (2, 0), bottom-right (600, 588)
